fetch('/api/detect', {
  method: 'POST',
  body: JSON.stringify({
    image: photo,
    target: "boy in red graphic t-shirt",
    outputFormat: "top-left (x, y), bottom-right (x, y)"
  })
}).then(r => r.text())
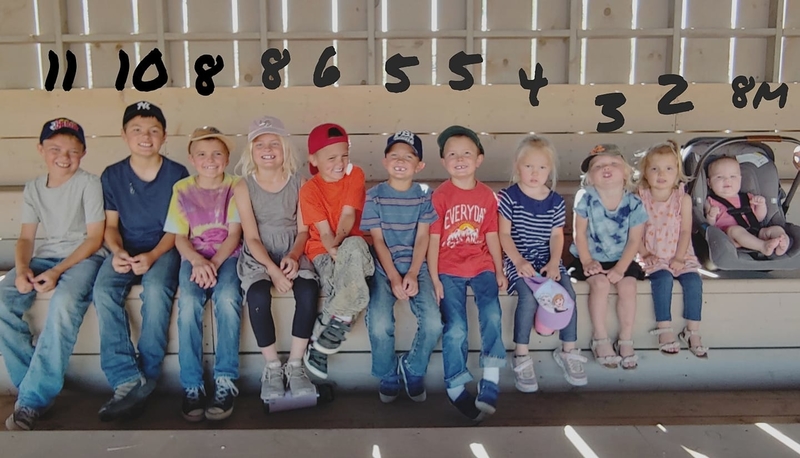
top-left (428, 125), bottom-right (507, 422)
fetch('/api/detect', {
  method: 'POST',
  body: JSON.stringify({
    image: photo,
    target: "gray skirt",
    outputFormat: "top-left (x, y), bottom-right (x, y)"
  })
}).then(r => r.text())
top-left (237, 230), bottom-right (318, 294)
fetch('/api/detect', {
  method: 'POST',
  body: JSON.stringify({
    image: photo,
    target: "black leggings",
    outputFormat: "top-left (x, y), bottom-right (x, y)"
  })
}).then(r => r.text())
top-left (247, 278), bottom-right (320, 348)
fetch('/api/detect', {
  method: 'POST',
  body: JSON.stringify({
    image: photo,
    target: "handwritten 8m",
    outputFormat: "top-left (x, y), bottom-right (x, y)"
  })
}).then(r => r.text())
top-left (45, 47), bottom-right (789, 133)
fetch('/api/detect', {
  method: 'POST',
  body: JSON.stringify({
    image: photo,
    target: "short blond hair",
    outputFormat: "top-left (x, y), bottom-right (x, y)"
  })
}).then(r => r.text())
top-left (235, 133), bottom-right (298, 178)
top-left (511, 135), bottom-right (559, 189)
top-left (637, 139), bottom-right (689, 190)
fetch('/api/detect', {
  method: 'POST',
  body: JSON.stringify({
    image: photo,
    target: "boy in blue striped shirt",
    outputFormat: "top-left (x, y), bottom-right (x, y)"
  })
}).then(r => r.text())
top-left (362, 131), bottom-right (442, 403)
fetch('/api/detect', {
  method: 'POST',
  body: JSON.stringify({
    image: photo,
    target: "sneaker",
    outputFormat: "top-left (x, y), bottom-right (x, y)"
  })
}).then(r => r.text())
top-left (512, 354), bottom-right (539, 393)
top-left (448, 390), bottom-right (486, 422)
top-left (205, 377), bottom-right (239, 421)
top-left (260, 361), bottom-right (286, 401)
top-left (181, 386), bottom-right (207, 422)
top-left (379, 378), bottom-right (401, 403)
top-left (475, 379), bottom-right (500, 415)
top-left (285, 360), bottom-right (317, 398)
top-left (553, 348), bottom-right (589, 387)
top-left (313, 316), bottom-right (352, 355)
top-left (303, 346), bottom-right (329, 380)
top-left (98, 376), bottom-right (156, 422)
top-left (5, 405), bottom-right (40, 431)
top-left (398, 354), bottom-right (426, 402)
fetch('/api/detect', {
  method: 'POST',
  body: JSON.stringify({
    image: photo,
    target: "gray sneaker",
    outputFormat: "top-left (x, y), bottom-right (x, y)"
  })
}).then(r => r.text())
top-left (313, 316), bottom-right (352, 355)
top-left (512, 355), bottom-right (539, 393)
top-left (98, 376), bottom-right (156, 422)
top-left (303, 346), bottom-right (328, 380)
top-left (285, 360), bottom-right (317, 397)
top-left (260, 361), bottom-right (286, 401)
top-left (5, 405), bottom-right (40, 431)
top-left (553, 348), bottom-right (589, 386)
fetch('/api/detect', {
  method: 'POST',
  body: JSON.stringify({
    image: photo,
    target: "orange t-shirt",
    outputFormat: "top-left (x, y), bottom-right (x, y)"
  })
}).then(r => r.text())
top-left (300, 164), bottom-right (366, 261)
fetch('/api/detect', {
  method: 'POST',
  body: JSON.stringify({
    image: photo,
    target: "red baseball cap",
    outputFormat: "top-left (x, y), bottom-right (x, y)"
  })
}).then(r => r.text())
top-left (307, 123), bottom-right (349, 175)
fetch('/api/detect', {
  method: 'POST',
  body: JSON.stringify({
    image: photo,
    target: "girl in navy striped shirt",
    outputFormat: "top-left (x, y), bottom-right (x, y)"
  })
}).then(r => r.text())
top-left (498, 135), bottom-right (588, 392)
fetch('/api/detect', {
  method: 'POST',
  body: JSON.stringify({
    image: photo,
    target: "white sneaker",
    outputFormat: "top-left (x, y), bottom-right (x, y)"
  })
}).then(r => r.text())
top-left (512, 355), bottom-right (539, 393)
top-left (285, 360), bottom-right (317, 398)
top-left (260, 361), bottom-right (286, 401)
top-left (553, 348), bottom-right (589, 387)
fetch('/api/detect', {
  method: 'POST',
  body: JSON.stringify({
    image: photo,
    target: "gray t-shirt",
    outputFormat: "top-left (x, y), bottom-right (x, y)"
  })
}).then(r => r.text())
top-left (21, 168), bottom-right (107, 259)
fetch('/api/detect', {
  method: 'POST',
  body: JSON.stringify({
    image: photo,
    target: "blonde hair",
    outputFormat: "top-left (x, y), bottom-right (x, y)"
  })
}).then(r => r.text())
top-left (581, 154), bottom-right (636, 192)
top-left (511, 135), bottom-right (558, 189)
top-left (636, 139), bottom-right (689, 190)
top-left (235, 133), bottom-right (298, 178)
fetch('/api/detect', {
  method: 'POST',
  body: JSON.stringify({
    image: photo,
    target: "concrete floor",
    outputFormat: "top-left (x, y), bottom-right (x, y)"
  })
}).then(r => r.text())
top-left (1, 390), bottom-right (799, 457)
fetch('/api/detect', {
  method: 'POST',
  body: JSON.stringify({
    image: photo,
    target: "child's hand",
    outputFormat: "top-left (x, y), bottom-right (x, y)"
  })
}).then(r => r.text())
top-left (432, 278), bottom-right (444, 306)
top-left (280, 256), bottom-right (299, 280)
top-left (751, 195), bottom-right (766, 208)
top-left (514, 259), bottom-right (536, 278)
top-left (328, 247), bottom-right (338, 262)
top-left (402, 274), bottom-right (419, 298)
top-left (190, 258), bottom-right (218, 289)
top-left (390, 275), bottom-right (409, 301)
top-left (540, 261), bottom-right (561, 281)
top-left (496, 272), bottom-right (508, 292)
top-left (606, 266), bottom-right (624, 284)
top-left (268, 265), bottom-right (293, 294)
top-left (15, 267), bottom-right (35, 294)
top-left (583, 259), bottom-right (604, 277)
top-left (112, 250), bottom-right (134, 274)
top-left (130, 252), bottom-right (155, 276)
top-left (669, 257), bottom-right (685, 272)
top-left (32, 269), bottom-right (60, 293)
top-left (705, 199), bottom-right (720, 224)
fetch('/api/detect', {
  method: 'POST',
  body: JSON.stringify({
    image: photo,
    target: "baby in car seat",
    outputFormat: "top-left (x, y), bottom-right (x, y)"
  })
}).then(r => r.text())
top-left (705, 156), bottom-right (790, 256)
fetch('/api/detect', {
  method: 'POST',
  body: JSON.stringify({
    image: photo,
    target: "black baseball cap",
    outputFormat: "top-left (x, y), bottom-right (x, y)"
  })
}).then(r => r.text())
top-left (123, 100), bottom-right (167, 130)
top-left (39, 118), bottom-right (86, 148)
top-left (437, 125), bottom-right (485, 158)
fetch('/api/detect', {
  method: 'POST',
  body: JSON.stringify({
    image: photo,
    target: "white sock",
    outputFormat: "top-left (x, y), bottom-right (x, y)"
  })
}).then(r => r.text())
top-left (446, 385), bottom-right (465, 401)
top-left (333, 314), bottom-right (352, 324)
top-left (483, 367), bottom-right (500, 384)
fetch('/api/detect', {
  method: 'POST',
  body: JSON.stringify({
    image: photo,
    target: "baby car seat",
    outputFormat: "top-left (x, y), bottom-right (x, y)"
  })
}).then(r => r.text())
top-left (682, 136), bottom-right (800, 271)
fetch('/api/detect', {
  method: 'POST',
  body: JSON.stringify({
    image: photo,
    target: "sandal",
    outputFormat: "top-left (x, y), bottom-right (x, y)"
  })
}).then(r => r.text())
top-left (679, 327), bottom-right (709, 359)
top-left (649, 327), bottom-right (680, 356)
top-left (591, 338), bottom-right (621, 369)
top-left (613, 339), bottom-right (639, 370)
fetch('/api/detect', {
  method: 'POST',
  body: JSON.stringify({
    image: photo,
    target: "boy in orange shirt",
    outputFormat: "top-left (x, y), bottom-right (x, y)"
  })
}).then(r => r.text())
top-left (300, 123), bottom-right (375, 379)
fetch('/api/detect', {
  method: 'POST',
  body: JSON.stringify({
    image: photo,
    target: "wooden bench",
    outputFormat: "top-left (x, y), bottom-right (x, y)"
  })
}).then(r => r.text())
top-left (2, 268), bottom-right (799, 396)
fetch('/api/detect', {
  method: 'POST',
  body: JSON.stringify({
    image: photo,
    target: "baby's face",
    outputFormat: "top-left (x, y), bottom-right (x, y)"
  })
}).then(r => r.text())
top-left (708, 159), bottom-right (742, 199)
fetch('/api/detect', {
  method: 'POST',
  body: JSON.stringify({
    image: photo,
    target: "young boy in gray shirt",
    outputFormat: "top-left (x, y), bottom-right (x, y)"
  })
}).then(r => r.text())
top-left (0, 118), bottom-right (108, 431)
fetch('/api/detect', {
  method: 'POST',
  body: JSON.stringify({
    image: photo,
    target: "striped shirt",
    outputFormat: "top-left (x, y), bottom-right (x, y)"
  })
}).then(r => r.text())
top-left (361, 182), bottom-right (438, 275)
top-left (498, 184), bottom-right (566, 294)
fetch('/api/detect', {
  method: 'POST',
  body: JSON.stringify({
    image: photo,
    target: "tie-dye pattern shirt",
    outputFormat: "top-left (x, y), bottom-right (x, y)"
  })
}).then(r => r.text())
top-left (164, 173), bottom-right (241, 259)
top-left (568, 186), bottom-right (648, 263)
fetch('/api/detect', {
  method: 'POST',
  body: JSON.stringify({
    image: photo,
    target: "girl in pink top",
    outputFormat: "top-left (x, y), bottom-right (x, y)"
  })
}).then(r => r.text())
top-left (637, 140), bottom-right (707, 358)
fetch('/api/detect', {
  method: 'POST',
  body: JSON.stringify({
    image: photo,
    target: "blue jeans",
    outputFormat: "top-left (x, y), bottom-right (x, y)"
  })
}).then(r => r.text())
top-left (366, 268), bottom-right (442, 381)
top-left (513, 274), bottom-right (578, 344)
top-left (649, 269), bottom-right (703, 322)
top-left (439, 271), bottom-right (507, 389)
top-left (178, 257), bottom-right (243, 389)
top-left (93, 248), bottom-right (180, 389)
top-left (0, 254), bottom-right (105, 410)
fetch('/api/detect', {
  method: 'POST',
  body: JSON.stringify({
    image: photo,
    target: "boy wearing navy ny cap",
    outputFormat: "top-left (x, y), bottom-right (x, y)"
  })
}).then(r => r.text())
top-left (93, 101), bottom-right (189, 422)
top-left (1, 118), bottom-right (108, 430)
top-left (361, 131), bottom-right (442, 403)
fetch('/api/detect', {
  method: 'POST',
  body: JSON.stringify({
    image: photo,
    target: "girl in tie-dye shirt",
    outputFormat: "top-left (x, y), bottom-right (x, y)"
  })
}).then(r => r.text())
top-left (569, 144), bottom-right (648, 371)
top-left (164, 126), bottom-right (243, 422)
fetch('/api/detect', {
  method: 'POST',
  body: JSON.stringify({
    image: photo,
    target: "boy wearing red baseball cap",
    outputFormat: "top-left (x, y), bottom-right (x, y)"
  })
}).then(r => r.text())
top-left (299, 123), bottom-right (374, 380)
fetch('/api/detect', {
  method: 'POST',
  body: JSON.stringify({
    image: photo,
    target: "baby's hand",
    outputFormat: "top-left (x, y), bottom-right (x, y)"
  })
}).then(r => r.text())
top-left (751, 195), bottom-right (766, 207)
